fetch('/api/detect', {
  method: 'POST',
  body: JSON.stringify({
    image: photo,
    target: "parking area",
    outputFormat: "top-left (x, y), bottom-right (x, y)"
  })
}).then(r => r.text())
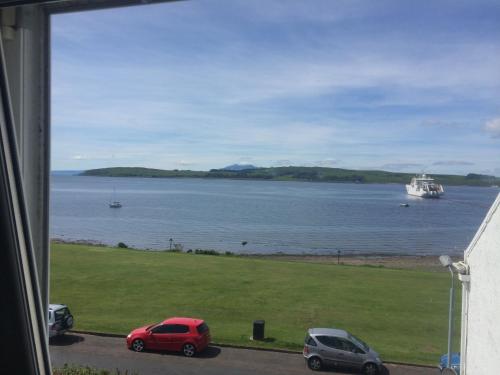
top-left (50, 333), bottom-right (439, 375)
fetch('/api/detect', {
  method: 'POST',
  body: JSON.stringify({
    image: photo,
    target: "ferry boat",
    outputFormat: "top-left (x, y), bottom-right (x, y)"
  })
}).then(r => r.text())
top-left (406, 174), bottom-right (444, 198)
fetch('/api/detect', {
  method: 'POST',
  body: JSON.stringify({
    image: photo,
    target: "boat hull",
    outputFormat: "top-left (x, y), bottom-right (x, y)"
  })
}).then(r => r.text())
top-left (406, 185), bottom-right (443, 198)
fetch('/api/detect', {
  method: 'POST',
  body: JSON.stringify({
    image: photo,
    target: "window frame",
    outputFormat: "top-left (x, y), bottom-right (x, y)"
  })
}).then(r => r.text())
top-left (0, 2), bottom-right (178, 375)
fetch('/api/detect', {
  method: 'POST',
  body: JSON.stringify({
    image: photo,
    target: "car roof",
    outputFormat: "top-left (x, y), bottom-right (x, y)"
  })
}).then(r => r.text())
top-left (162, 317), bottom-right (204, 326)
top-left (308, 328), bottom-right (349, 338)
top-left (48, 304), bottom-right (67, 311)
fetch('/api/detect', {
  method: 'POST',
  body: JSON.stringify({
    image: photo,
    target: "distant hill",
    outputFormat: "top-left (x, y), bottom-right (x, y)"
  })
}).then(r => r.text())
top-left (51, 170), bottom-right (83, 176)
top-left (222, 164), bottom-right (258, 171)
top-left (80, 166), bottom-right (500, 187)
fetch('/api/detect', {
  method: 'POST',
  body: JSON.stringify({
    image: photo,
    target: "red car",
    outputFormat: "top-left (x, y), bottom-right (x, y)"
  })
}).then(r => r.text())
top-left (126, 317), bottom-right (211, 357)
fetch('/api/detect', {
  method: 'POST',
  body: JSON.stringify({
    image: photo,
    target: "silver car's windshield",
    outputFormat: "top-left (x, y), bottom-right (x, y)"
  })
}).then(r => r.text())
top-left (348, 334), bottom-right (369, 352)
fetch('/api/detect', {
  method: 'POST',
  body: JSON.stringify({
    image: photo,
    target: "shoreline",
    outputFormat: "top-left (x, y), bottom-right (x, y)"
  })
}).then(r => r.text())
top-left (244, 253), bottom-right (448, 271)
top-left (51, 238), bottom-right (455, 270)
top-left (64, 172), bottom-right (500, 188)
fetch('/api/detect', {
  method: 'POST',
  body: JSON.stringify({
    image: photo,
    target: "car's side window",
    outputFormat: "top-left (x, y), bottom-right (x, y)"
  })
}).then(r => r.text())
top-left (54, 308), bottom-right (68, 321)
top-left (151, 324), bottom-right (170, 334)
top-left (169, 324), bottom-right (190, 333)
top-left (157, 324), bottom-right (190, 334)
top-left (315, 335), bottom-right (328, 346)
top-left (337, 338), bottom-right (359, 353)
top-left (306, 336), bottom-right (317, 346)
top-left (329, 337), bottom-right (344, 350)
top-left (316, 335), bottom-right (341, 349)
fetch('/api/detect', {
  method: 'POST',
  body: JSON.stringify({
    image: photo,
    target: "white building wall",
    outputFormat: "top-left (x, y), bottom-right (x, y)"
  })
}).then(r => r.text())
top-left (461, 193), bottom-right (500, 375)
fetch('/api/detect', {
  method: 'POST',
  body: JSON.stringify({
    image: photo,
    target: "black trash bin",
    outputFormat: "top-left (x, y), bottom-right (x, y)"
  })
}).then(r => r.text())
top-left (253, 320), bottom-right (265, 340)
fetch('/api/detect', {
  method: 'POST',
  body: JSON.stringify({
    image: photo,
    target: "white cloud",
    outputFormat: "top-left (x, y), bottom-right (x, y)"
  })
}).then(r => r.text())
top-left (381, 163), bottom-right (423, 171)
top-left (484, 118), bottom-right (500, 138)
top-left (176, 160), bottom-right (195, 167)
top-left (433, 160), bottom-right (474, 166)
top-left (271, 160), bottom-right (293, 167)
top-left (314, 159), bottom-right (340, 167)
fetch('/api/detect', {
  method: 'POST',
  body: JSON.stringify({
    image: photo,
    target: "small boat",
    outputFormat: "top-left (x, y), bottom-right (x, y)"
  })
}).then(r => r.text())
top-left (400, 203), bottom-right (409, 207)
top-left (406, 174), bottom-right (444, 198)
top-left (109, 187), bottom-right (122, 208)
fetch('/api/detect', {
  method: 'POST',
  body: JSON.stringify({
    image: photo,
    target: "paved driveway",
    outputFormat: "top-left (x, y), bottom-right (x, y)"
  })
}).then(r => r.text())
top-left (50, 333), bottom-right (439, 375)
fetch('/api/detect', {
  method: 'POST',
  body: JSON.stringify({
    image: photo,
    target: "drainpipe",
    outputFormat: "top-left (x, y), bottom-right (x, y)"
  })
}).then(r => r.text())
top-left (458, 264), bottom-right (471, 374)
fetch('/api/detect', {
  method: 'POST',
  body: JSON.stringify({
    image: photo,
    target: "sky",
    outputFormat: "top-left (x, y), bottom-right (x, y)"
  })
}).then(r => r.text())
top-left (52, 0), bottom-right (500, 176)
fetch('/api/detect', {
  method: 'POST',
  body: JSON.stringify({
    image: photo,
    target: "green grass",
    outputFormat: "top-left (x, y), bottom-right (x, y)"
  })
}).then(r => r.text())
top-left (51, 243), bottom-right (461, 365)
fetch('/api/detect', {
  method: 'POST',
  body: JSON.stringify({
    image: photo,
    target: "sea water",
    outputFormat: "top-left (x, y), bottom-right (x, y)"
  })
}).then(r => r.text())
top-left (50, 175), bottom-right (498, 255)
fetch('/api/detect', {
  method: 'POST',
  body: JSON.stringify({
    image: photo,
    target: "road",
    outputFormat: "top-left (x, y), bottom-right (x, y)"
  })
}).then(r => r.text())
top-left (50, 333), bottom-right (439, 375)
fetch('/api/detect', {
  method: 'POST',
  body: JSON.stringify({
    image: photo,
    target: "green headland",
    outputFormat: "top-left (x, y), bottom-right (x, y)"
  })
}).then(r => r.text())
top-left (80, 166), bottom-right (500, 186)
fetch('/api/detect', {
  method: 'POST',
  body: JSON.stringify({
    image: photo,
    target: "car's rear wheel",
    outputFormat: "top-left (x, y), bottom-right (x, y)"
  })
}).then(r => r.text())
top-left (132, 339), bottom-right (145, 352)
top-left (307, 356), bottom-right (322, 371)
top-left (363, 362), bottom-right (379, 375)
top-left (182, 343), bottom-right (196, 357)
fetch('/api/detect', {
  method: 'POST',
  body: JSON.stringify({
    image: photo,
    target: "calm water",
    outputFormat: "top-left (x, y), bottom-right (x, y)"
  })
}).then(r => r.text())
top-left (50, 176), bottom-right (499, 256)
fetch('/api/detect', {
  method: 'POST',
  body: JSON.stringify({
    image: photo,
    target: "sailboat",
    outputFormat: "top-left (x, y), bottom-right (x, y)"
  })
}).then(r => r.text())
top-left (109, 186), bottom-right (122, 208)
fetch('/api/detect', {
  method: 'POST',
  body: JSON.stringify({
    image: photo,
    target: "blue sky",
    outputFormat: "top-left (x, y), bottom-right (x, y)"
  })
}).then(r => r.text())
top-left (52, 0), bottom-right (500, 175)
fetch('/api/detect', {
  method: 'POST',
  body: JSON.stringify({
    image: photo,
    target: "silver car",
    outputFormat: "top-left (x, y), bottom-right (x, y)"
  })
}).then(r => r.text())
top-left (303, 328), bottom-right (382, 374)
top-left (48, 304), bottom-right (74, 338)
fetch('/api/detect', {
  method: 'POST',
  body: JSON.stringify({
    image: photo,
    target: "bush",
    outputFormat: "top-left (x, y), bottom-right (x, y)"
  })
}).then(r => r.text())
top-left (194, 249), bottom-right (220, 256)
top-left (117, 242), bottom-right (128, 249)
top-left (165, 243), bottom-right (184, 252)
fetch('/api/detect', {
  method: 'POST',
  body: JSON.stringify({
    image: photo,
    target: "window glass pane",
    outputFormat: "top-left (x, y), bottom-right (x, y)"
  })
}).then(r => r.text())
top-left (152, 324), bottom-right (170, 334)
top-left (315, 336), bottom-right (328, 346)
top-left (54, 308), bottom-right (68, 321)
top-left (330, 337), bottom-right (343, 350)
top-left (348, 334), bottom-right (369, 351)
top-left (316, 336), bottom-right (345, 350)
top-left (159, 324), bottom-right (190, 333)
top-left (197, 323), bottom-right (209, 334)
top-left (316, 336), bottom-right (340, 349)
top-left (338, 338), bottom-right (357, 352)
top-left (306, 336), bottom-right (317, 346)
top-left (172, 324), bottom-right (189, 333)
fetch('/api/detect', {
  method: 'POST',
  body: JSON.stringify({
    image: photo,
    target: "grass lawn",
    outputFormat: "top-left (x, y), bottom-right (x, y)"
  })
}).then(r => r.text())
top-left (50, 243), bottom-right (461, 365)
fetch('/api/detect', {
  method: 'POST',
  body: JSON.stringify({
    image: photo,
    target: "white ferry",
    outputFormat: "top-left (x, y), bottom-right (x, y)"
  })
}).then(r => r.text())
top-left (406, 174), bottom-right (444, 198)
